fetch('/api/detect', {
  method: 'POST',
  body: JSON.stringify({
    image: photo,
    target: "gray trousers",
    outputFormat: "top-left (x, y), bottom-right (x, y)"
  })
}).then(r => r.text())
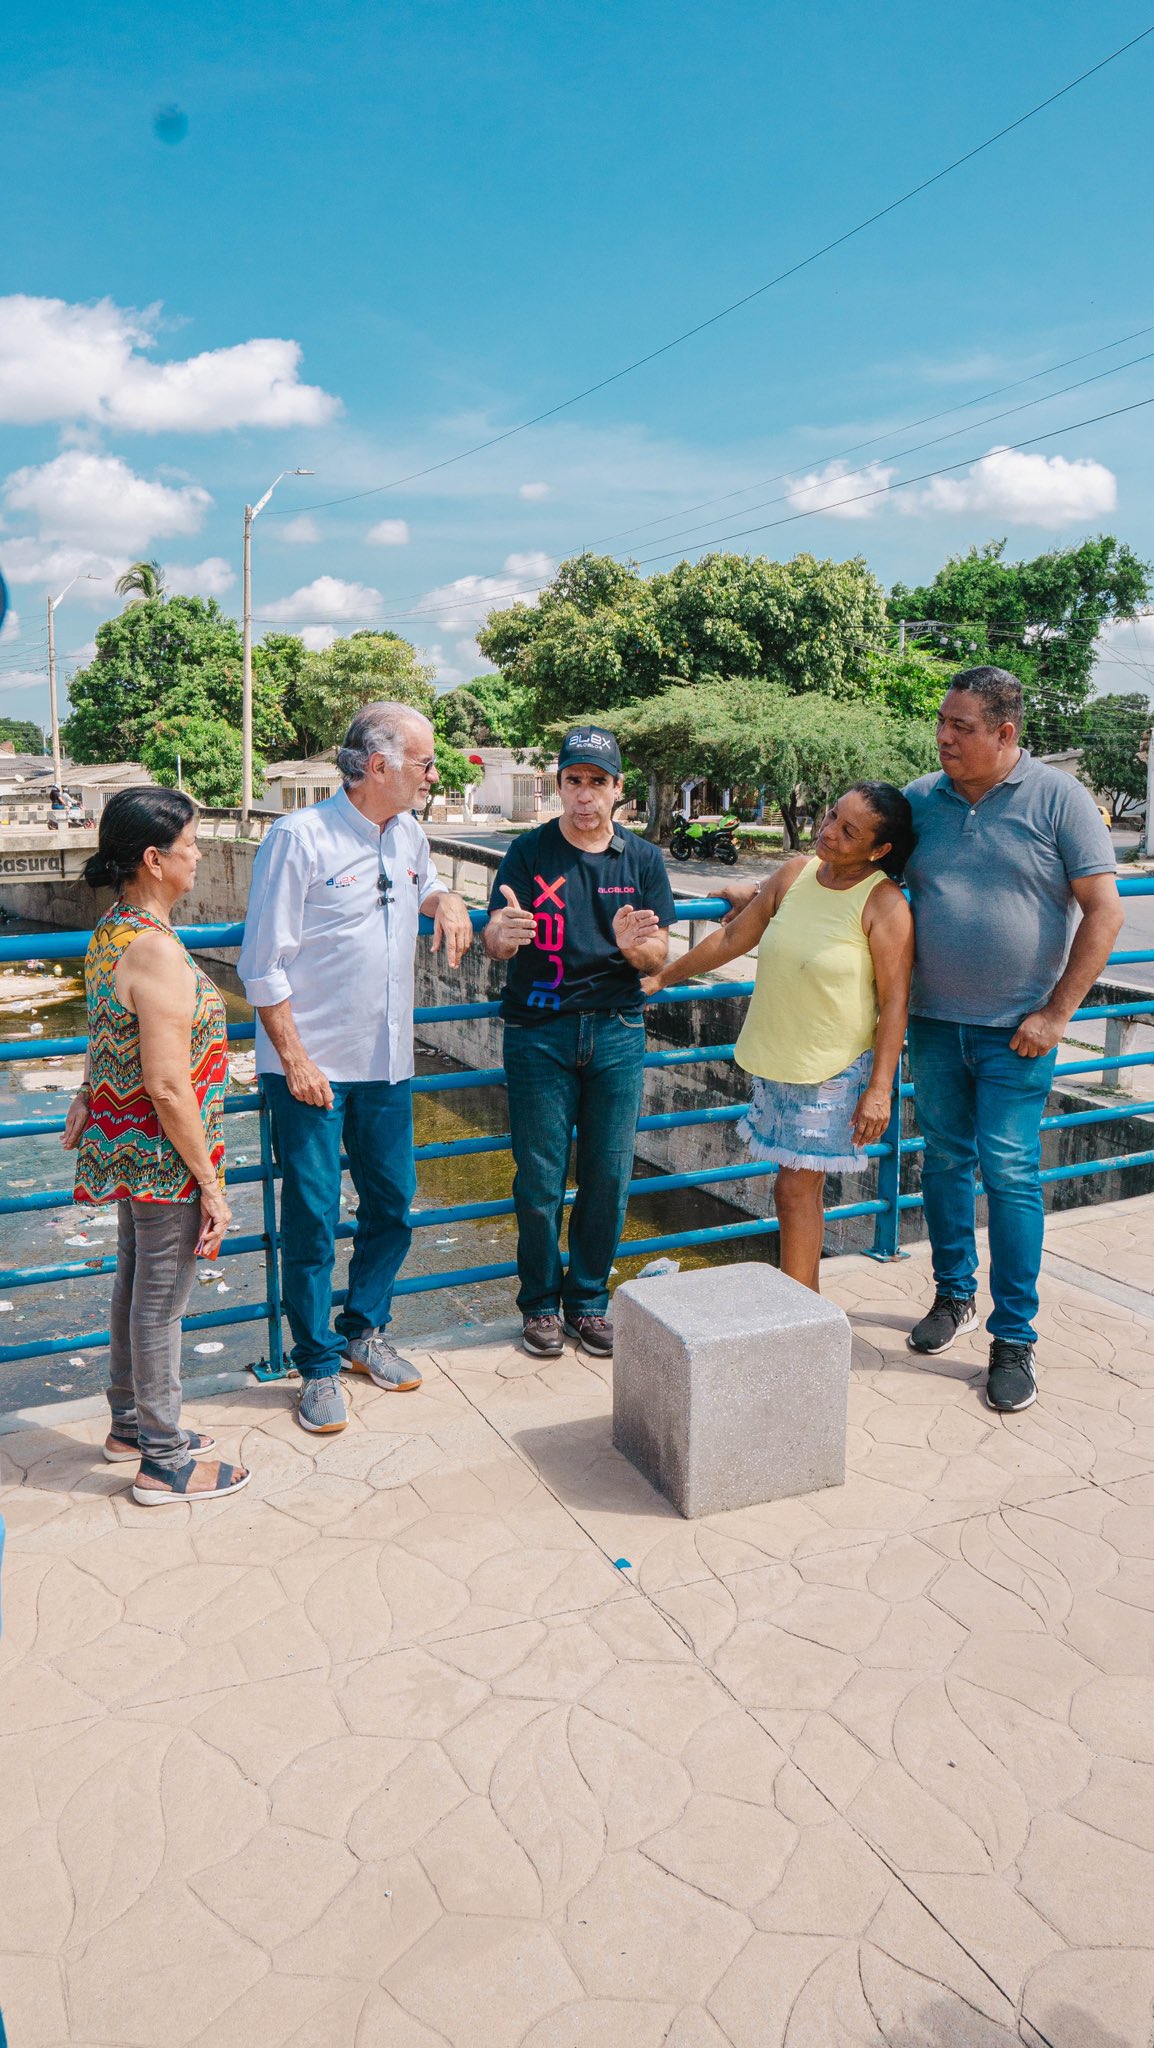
top-left (107, 1197), bottom-right (202, 1469)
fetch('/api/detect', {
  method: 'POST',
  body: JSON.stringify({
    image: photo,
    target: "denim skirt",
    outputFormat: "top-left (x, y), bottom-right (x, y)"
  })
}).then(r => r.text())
top-left (736, 1049), bottom-right (873, 1175)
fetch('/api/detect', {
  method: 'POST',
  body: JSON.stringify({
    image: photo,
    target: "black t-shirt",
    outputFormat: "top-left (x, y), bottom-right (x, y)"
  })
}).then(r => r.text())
top-left (489, 819), bottom-right (679, 1021)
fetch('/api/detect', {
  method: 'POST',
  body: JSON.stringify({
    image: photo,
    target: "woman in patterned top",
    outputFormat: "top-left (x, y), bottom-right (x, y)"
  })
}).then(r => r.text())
top-left (62, 789), bottom-right (250, 1505)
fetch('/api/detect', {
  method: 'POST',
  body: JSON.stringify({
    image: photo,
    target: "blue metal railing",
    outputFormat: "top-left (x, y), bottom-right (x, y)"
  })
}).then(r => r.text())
top-left (2, 879), bottom-right (1153, 1386)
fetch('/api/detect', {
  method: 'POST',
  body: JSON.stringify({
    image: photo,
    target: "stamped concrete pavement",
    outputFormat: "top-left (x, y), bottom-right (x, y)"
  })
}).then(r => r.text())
top-left (3, 1200), bottom-right (1154, 2047)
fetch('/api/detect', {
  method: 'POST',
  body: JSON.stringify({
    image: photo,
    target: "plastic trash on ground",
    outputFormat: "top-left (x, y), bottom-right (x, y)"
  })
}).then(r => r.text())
top-left (637, 1256), bottom-right (680, 1278)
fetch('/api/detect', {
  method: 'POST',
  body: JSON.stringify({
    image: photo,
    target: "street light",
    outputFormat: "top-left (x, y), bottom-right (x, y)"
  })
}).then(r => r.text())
top-left (47, 572), bottom-right (100, 786)
top-left (241, 469), bottom-right (314, 824)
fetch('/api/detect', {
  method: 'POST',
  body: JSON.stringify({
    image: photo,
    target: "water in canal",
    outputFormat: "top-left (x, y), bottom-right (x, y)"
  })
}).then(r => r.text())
top-left (0, 923), bottom-right (774, 1413)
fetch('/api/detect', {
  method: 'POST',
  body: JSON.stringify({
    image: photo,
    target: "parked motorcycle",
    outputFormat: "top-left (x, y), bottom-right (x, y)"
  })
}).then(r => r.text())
top-left (669, 814), bottom-right (740, 865)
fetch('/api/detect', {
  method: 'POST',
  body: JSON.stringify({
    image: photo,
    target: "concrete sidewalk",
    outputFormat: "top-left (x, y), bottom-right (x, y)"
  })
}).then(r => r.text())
top-left (3, 1201), bottom-right (1154, 2047)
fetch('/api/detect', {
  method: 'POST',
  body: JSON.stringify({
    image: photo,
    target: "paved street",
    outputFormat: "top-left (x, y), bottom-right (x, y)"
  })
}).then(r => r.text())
top-left (4, 1197), bottom-right (1154, 2047)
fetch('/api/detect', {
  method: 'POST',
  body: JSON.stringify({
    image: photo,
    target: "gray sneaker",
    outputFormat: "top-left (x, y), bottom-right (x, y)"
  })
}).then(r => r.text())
top-left (341, 1332), bottom-right (422, 1392)
top-left (297, 1375), bottom-right (348, 1434)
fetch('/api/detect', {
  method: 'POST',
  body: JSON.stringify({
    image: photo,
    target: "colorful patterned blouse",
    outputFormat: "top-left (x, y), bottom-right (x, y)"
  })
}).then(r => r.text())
top-left (74, 904), bottom-right (228, 1204)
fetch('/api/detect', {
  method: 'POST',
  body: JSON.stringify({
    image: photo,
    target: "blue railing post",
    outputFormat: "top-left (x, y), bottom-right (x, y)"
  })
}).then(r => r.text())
top-left (251, 1078), bottom-right (289, 1382)
top-left (867, 1060), bottom-right (906, 1261)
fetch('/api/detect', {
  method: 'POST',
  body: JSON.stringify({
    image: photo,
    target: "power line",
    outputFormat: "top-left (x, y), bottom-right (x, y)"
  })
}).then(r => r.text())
top-left (269, 24), bottom-right (1154, 519)
top-left (249, 389), bottom-right (1154, 628)
top-left (603, 343), bottom-right (1154, 562)
top-left (584, 321), bottom-right (1154, 551)
top-left (257, 314), bottom-right (1154, 628)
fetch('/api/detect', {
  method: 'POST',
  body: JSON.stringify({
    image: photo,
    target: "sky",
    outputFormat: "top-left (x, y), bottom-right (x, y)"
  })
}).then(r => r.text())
top-left (2, 0), bottom-right (1153, 731)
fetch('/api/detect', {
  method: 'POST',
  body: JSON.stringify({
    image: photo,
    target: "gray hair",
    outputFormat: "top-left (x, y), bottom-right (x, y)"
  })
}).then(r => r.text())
top-left (947, 666), bottom-right (1024, 734)
top-left (337, 701), bottom-right (431, 785)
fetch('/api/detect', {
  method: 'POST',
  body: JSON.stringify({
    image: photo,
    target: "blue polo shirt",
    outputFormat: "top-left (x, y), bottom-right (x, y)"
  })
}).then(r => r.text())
top-left (903, 751), bottom-right (1115, 1028)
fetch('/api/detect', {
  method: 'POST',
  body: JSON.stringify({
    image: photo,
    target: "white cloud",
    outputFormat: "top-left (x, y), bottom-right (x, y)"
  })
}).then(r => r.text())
top-left (260, 575), bottom-right (383, 651)
top-left (164, 556), bottom-right (236, 598)
top-left (279, 515), bottom-right (321, 545)
top-left (0, 607), bottom-right (20, 642)
top-left (918, 446), bottom-right (1117, 528)
top-left (518, 482), bottom-right (550, 501)
top-left (0, 668), bottom-right (46, 693)
top-left (366, 518), bottom-right (410, 546)
top-left (0, 295), bottom-right (340, 432)
top-left (784, 459), bottom-right (897, 520)
top-left (0, 539), bottom-right (122, 592)
top-left (418, 551), bottom-right (554, 631)
top-left (4, 451), bottom-right (210, 551)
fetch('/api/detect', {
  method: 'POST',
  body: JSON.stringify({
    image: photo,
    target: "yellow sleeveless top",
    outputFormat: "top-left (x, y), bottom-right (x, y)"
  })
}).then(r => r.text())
top-left (734, 858), bottom-right (887, 1086)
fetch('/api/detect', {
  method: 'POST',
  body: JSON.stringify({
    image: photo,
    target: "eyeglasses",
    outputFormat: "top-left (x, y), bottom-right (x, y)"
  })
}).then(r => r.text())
top-left (406, 755), bottom-right (437, 775)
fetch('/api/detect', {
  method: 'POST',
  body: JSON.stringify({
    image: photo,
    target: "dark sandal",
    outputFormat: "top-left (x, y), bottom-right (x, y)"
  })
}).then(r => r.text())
top-left (105, 1428), bottom-right (217, 1465)
top-left (132, 1456), bottom-right (250, 1506)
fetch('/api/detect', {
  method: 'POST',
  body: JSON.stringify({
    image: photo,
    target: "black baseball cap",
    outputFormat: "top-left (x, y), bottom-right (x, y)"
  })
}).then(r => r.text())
top-left (557, 725), bottom-right (622, 776)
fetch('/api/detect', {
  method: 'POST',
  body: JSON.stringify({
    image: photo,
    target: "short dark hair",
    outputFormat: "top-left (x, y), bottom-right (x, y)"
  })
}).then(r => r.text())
top-left (848, 782), bottom-right (916, 881)
top-left (946, 665), bottom-right (1023, 733)
top-left (83, 786), bottom-right (196, 891)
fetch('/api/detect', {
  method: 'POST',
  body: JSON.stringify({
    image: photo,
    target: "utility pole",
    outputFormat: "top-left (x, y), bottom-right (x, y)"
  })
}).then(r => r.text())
top-left (47, 572), bottom-right (98, 787)
top-left (240, 468), bottom-right (313, 828)
top-left (46, 591), bottom-right (61, 785)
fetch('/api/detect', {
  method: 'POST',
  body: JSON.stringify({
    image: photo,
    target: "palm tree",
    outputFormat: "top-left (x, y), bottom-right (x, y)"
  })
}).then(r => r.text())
top-left (114, 559), bottom-right (166, 604)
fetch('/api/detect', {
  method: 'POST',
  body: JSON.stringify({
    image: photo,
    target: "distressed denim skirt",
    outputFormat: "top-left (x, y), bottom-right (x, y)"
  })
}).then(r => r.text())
top-left (736, 1049), bottom-right (873, 1175)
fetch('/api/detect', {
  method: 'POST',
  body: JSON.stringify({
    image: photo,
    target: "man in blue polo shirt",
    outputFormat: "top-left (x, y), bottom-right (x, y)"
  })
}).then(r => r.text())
top-left (902, 667), bottom-right (1122, 1412)
top-left (484, 726), bottom-right (676, 1359)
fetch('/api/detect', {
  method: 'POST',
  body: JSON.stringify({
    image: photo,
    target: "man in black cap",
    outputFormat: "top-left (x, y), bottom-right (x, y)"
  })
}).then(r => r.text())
top-left (484, 726), bottom-right (677, 1358)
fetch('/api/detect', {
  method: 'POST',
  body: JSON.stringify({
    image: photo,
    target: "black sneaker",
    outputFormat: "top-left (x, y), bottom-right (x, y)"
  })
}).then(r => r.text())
top-left (563, 1313), bottom-right (614, 1358)
top-left (907, 1293), bottom-right (980, 1354)
top-left (986, 1340), bottom-right (1037, 1412)
top-left (522, 1312), bottom-right (564, 1358)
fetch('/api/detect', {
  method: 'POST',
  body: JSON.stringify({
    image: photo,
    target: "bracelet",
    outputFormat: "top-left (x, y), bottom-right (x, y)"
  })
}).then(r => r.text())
top-left (75, 1082), bottom-right (92, 1097)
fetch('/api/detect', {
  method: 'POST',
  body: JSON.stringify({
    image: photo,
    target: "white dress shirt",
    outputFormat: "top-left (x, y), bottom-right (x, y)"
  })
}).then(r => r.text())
top-left (238, 787), bottom-right (447, 1083)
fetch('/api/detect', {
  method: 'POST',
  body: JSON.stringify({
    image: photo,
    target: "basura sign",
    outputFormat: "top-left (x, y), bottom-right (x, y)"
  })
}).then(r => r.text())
top-left (0, 852), bottom-right (65, 876)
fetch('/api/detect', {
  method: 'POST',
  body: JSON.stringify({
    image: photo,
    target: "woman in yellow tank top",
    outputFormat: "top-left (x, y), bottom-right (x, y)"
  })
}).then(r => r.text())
top-left (643, 784), bottom-right (915, 1293)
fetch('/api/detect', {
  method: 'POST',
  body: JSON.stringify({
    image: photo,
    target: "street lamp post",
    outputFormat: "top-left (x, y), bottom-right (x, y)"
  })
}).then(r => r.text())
top-left (47, 573), bottom-right (99, 786)
top-left (241, 469), bottom-right (313, 825)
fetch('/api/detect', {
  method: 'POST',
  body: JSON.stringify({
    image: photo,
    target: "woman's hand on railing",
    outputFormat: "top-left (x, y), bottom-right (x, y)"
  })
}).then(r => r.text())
top-left (851, 1084), bottom-right (892, 1149)
top-left (60, 1087), bottom-right (90, 1151)
top-left (195, 1180), bottom-right (234, 1260)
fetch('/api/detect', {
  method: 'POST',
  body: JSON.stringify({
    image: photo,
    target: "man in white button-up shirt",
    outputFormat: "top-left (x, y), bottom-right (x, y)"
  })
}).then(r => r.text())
top-left (239, 701), bottom-right (472, 1435)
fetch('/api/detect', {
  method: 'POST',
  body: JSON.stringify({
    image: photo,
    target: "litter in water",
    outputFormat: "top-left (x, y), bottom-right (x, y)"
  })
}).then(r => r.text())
top-left (216, 1282), bottom-right (230, 1293)
top-left (0, 1300), bottom-right (13, 1313)
top-left (68, 1355), bottom-right (86, 1368)
top-left (193, 1341), bottom-right (224, 1354)
top-left (65, 1234), bottom-right (91, 1246)
top-left (435, 1237), bottom-right (458, 1247)
top-left (8, 1178), bottom-right (34, 1188)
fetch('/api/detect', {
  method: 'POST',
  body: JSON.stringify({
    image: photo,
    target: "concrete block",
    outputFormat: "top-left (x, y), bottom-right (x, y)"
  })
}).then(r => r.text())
top-left (612, 1262), bottom-right (850, 1519)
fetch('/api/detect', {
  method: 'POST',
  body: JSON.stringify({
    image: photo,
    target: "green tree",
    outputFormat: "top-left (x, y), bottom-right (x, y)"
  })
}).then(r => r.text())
top-left (480, 550), bottom-right (891, 834)
top-left (860, 644), bottom-right (953, 721)
top-left (114, 559), bottom-right (166, 604)
top-left (141, 709), bottom-right (247, 807)
top-left (64, 596), bottom-right (247, 763)
top-left (253, 633), bottom-right (313, 757)
top-left (605, 678), bottom-right (936, 848)
top-left (0, 717), bottom-right (43, 753)
top-left (1078, 692), bottom-right (1151, 821)
top-left (434, 673), bottom-right (541, 750)
top-left (890, 537), bottom-right (1151, 754)
top-left (63, 594), bottom-right (293, 766)
top-left (428, 739), bottom-right (483, 813)
top-left (289, 631), bottom-right (436, 754)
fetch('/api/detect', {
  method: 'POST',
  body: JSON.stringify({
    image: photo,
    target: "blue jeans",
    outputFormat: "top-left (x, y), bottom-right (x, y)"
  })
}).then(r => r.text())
top-left (503, 1011), bottom-right (647, 1318)
top-left (263, 1074), bottom-right (415, 1378)
top-left (907, 1017), bottom-right (1058, 1346)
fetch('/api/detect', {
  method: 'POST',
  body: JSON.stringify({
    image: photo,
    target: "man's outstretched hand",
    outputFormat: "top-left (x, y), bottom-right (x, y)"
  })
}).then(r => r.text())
top-left (613, 903), bottom-right (662, 962)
